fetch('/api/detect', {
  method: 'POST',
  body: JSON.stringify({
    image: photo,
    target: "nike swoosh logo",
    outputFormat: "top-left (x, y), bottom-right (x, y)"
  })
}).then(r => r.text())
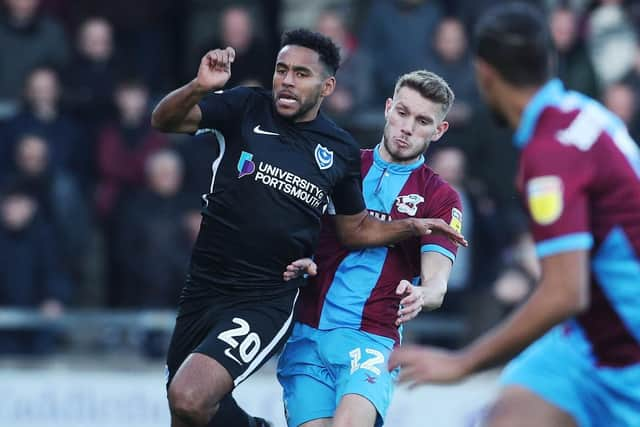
top-left (253, 125), bottom-right (280, 136)
top-left (224, 348), bottom-right (243, 365)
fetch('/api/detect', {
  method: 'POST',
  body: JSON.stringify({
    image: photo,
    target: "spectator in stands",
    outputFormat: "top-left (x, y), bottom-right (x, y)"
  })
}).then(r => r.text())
top-left (360, 0), bottom-right (443, 106)
top-left (0, 182), bottom-right (69, 354)
top-left (280, 0), bottom-right (345, 31)
top-left (2, 67), bottom-right (85, 185)
top-left (602, 81), bottom-right (640, 141)
top-left (426, 17), bottom-right (478, 147)
top-left (0, 0), bottom-right (69, 118)
top-left (5, 133), bottom-right (91, 293)
top-left (114, 149), bottom-right (191, 308)
top-left (62, 0), bottom-right (183, 93)
top-left (63, 17), bottom-right (122, 141)
top-left (192, 6), bottom-right (273, 88)
top-left (549, 5), bottom-right (599, 98)
top-left (94, 78), bottom-right (168, 220)
top-left (95, 78), bottom-right (168, 306)
top-left (585, 0), bottom-right (637, 87)
top-left (314, 7), bottom-right (373, 131)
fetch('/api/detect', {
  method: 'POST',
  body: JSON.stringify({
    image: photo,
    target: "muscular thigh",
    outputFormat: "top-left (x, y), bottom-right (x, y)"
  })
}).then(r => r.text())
top-left (169, 352), bottom-right (234, 411)
top-left (333, 394), bottom-right (377, 427)
top-left (486, 386), bottom-right (577, 427)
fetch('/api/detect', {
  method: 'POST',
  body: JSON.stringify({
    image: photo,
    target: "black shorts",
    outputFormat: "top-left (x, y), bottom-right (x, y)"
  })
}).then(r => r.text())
top-left (166, 287), bottom-right (299, 388)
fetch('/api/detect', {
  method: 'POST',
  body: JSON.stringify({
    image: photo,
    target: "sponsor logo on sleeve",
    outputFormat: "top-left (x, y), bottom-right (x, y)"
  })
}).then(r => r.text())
top-left (526, 175), bottom-right (564, 225)
top-left (395, 194), bottom-right (425, 216)
top-left (315, 144), bottom-right (334, 170)
top-left (450, 207), bottom-right (463, 233)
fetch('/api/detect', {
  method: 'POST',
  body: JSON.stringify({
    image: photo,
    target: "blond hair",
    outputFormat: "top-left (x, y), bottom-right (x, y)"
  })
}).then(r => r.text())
top-left (393, 70), bottom-right (455, 118)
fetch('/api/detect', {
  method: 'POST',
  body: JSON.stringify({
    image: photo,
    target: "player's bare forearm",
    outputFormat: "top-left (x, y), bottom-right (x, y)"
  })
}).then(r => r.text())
top-left (461, 250), bottom-right (589, 374)
top-left (334, 212), bottom-right (418, 249)
top-left (420, 278), bottom-right (447, 311)
top-left (420, 252), bottom-right (452, 311)
top-left (334, 212), bottom-right (466, 249)
top-left (151, 80), bottom-right (207, 133)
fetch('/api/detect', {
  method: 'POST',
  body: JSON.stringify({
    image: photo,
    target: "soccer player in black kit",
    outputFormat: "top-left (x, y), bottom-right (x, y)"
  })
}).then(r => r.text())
top-left (151, 29), bottom-right (466, 427)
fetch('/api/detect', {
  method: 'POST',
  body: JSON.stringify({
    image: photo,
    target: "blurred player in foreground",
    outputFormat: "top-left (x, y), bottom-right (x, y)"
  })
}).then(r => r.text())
top-left (389, 3), bottom-right (640, 427)
top-left (278, 70), bottom-right (462, 427)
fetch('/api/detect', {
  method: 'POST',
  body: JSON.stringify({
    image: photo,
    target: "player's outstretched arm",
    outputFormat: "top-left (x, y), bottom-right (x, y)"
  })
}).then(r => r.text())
top-left (395, 252), bottom-right (453, 326)
top-left (334, 211), bottom-right (467, 250)
top-left (151, 47), bottom-right (236, 134)
top-left (388, 249), bottom-right (590, 387)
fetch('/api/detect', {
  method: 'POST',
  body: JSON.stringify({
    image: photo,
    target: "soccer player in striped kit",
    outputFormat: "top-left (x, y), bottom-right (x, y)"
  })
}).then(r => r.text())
top-left (278, 70), bottom-right (462, 427)
top-left (390, 4), bottom-right (640, 427)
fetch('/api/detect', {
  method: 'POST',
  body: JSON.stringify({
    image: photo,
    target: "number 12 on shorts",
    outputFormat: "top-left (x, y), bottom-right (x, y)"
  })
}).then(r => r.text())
top-left (217, 317), bottom-right (262, 365)
top-left (349, 347), bottom-right (384, 376)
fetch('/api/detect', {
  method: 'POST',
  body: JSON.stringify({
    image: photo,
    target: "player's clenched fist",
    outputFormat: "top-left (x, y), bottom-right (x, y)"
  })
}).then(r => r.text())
top-left (196, 47), bottom-right (236, 91)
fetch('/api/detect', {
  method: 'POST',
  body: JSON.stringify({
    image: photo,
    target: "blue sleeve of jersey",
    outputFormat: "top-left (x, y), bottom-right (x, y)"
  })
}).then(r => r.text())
top-left (197, 86), bottom-right (253, 132)
top-left (536, 232), bottom-right (593, 258)
top-left (421, 244), bottom-right (455, 262)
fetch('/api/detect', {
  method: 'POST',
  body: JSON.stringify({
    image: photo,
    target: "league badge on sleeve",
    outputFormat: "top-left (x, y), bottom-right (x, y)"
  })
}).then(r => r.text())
top-left (526, 175), bottom-right (564, 225)
top-left (315, 144), bottom-right (334, 170)
top-left (450, 208), bottom-right (463, 233)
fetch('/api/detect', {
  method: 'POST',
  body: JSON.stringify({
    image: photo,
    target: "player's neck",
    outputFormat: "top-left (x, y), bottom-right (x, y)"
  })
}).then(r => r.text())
top-left (502, 86), bottom-right (539, 130)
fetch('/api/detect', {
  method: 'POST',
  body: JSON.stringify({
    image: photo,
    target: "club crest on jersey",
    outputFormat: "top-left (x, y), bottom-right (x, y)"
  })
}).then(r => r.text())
top-left (527, 175), bottom-right (564, 225)
top-left (315, 144), bottom-right (334, 170)
top-left (237, 151), bottom-right (255, 178)
top-left (450, 208), bottom-right (463, 233)
top-left (395, 194), bottom-right (424, 216)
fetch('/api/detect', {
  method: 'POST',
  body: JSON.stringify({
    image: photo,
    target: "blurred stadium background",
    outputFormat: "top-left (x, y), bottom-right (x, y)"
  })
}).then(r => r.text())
top-left (1, 0), bottom-right (639, 426)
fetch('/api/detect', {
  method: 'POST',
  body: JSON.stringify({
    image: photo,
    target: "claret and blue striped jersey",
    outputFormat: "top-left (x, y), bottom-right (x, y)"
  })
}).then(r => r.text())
top-left (515, 79), bottom-right (640, 367)
top-left (296, 146), bottom-right (462, 345)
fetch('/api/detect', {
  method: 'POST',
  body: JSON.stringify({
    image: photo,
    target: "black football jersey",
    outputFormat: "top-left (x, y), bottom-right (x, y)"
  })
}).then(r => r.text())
top-left (186, 86), bottom-right (365, 297)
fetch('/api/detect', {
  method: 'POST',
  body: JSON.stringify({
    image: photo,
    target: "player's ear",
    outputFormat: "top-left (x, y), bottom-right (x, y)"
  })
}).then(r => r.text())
top-left (384, 98), bottom-right (393, 119)
top-left (321, 75), bottom-right (336, 97)
top-left (474, 58), bottom-right (496, 92)
top-left (431, 120), bottom-right (449, 142)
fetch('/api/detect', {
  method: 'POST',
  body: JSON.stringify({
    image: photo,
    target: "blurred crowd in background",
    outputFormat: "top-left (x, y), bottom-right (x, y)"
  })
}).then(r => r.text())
top-left (2, 0), bottom-right (640, 356)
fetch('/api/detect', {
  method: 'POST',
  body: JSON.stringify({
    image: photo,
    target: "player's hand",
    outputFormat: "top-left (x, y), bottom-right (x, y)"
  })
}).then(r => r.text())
top-left (283, 258), bottom-right (318, 281)
top-left (395, 280), bottom-right (424, 326)
top-left (195, 47), bottom-right (236, 91)
top-left (413, 218), bottom-right (468, 247)
top-left (388, 345), bottom-right (470, 387)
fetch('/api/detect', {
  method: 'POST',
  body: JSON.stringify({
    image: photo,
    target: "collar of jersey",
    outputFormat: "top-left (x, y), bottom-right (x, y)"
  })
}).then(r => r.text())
top-left (514, 78), bottom-right (565, 149)
top-left (373, 144), bottom-right (424, 174)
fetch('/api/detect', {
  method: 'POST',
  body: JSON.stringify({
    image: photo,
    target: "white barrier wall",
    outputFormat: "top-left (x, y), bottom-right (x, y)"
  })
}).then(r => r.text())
top-left (0, 367), bottom-right (500, 427)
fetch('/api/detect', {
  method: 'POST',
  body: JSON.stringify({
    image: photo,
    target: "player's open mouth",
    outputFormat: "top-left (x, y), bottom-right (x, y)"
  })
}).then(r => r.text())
top-left (277, 92), bottom-right (298, 106)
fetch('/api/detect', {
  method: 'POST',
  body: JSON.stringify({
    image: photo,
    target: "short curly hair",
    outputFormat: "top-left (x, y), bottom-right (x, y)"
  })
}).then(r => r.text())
top-left (280, 28), bottom-right (341, 76)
